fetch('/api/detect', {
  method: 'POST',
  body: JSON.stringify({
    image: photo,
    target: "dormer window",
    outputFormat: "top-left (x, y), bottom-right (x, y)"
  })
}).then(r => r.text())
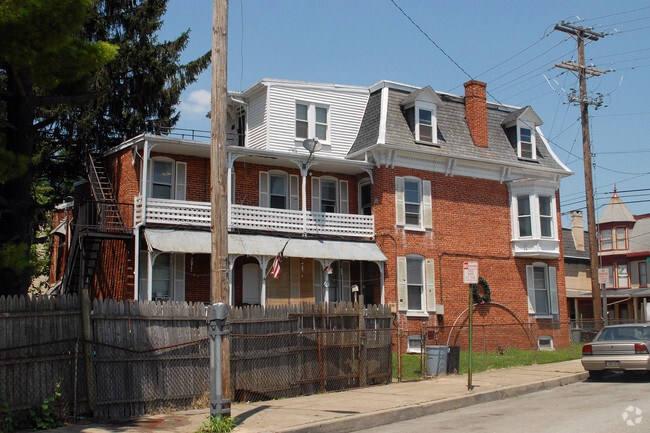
top-left (401, 86), bottom-right (442, 145)
top-left (501, 106), bottom-right (543, 161)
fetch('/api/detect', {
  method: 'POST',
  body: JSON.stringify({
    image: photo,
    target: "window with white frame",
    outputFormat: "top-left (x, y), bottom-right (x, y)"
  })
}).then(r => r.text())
top-left (296, 102), bottom-right (328, 142)
top-left (514, 194), bottom-right (556, 239)
top-left (416, 105), bottom-right (435, 143)
top-left (406, 256), bottom-right (424, 311)
top-left (311, 177), bottom-right (348, 214)
top-left (395, 177), bottom-right (432, 230)
top-left (149, 158), bottom-right (187, 200)
top-left (519, 127), bottom-right (534, 159)
top-left (618, 264), bottom-right (629, 288)
top-left (359, 180), bottom-right (372, 216)
top-left (526, 263), bottom-right (559, 317)
top-left (397, 255), bottom-right (436, 314)
top-left (138, 252), bottom-right (185, 301)
top-left (259, 171), bottom-right (299, 210)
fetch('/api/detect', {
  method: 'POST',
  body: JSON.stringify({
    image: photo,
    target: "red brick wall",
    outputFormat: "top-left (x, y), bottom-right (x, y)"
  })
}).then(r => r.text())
top-left (373, 165), bottom-right (569, 350)
top-left (232, 161), bottom-right (363, 213)
top-left (184, 253), bottom-right (210, 303)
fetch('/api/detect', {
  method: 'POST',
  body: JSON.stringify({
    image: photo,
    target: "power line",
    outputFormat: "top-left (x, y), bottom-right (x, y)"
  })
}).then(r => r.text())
top-left (388, 0), bottom-right (473, 81)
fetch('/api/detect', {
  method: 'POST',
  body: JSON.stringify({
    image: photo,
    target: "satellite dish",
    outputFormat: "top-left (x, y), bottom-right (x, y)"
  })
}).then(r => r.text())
top-left (302, 138), bottom-right (322, 153)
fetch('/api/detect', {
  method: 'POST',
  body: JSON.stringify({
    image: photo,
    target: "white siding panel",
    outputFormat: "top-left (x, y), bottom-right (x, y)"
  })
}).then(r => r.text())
top-left (246, 88), bottom-right (268, 149)
top-left (265, 84), bottom-right (369, 157)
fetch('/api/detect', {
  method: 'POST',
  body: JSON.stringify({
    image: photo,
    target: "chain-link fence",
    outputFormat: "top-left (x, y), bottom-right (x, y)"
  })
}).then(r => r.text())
top-left (393, 320), bottom-right (602, 382)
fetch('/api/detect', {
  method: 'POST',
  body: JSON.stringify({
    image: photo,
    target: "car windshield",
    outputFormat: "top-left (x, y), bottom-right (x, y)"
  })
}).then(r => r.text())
top-left (597, 326), bottom-right (650, 341)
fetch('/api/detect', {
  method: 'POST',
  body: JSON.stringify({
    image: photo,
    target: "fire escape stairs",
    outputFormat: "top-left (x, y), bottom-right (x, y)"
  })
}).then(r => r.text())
top-left (60, 149), bottom-right (132, 294)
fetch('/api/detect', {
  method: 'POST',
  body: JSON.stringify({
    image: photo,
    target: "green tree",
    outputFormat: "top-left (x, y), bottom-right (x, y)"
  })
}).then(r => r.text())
top-left (53, 0), bottom-right (211, 153)
top-left (1, 0), bottom-right (210, 295)
top-left (0, 0), bottom-right (117, 295)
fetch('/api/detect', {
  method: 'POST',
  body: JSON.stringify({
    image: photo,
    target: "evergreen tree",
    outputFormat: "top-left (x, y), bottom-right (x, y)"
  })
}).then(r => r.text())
top-left (53, 0), bottom-right (211, 154)
top-left (0, 0), bottom-right (117, 295)
top-left (1, 0), bottom-right (209, 295)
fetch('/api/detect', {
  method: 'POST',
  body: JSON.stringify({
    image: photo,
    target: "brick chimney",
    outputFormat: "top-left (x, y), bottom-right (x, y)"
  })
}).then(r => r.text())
top-left (570, 210), bottom-right (585, 251)
top-left (464, 80), bottom-right (488, 148)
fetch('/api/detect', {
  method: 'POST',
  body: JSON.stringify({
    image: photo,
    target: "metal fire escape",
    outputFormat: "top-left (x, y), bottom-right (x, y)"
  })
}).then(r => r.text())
top-left (60, 147), bottom-right (132, 294)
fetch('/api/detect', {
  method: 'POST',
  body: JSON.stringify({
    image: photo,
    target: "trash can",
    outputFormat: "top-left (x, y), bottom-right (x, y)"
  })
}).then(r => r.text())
top-left (571, 328), bottom-right (582, 343)
top-left (425, 345), bottom-right (448, 376)
top-left (447, 346), bottom-right (460, 374)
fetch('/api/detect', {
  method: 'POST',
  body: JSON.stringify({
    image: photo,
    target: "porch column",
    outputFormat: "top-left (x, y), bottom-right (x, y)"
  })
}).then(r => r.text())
top-left (321, 260), bottom-right (333, 303)
top-left (259, 256), bottom-right (271, 307)
top-left (147, 250), bottom-right (161, 301)
top-left (378, 261), bottom-right (385, 304)
top-left (227, 255), bottom-right (235, 305)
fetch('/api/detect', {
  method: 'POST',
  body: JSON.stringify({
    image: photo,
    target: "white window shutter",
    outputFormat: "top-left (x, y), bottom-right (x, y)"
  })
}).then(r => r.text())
top-left (526, 265), bottom-right (536, 314)
top-left (422, 180), bottom-right (432, 229)
top-left (312, 177), bottom-right (321, 212)
top-left (290, 175), bottom-right (299, 210)
top-left (173, 253), bottom-right (185, 301)
top-left (548, 266), bottom-right (559, 315)
top-left (425, 258), bottom-right (436, 312)
top-left (395, 177), bottom-right (405, 226)
top-left (259, 171), bottom-right (269, 207)
top-left (339, 180), bottom-right (349, 213)
top-left (175, 162), bottom-right (187, 200)
top-left (397, 256), bottom-right (407, 311)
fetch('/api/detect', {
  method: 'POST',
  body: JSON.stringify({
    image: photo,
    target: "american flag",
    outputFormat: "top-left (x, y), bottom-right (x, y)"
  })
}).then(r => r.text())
top-left (270, 252), bottom-right (283, 279)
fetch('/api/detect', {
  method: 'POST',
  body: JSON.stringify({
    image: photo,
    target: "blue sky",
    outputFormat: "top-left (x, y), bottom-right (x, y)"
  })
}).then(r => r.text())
top-left (158, 0), bottom-right (650, 225)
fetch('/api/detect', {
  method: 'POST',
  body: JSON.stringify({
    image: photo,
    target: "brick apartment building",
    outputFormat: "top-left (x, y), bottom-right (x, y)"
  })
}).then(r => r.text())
top-left (51, 78), bottom-right (573, 350)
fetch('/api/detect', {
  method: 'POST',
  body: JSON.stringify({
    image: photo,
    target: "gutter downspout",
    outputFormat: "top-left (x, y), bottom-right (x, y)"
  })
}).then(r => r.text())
top-left (133, 138), bottom-right (151, 300)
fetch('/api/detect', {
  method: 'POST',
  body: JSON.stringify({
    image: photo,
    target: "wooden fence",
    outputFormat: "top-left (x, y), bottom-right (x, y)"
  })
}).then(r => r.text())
top-left (0, 295), bottom-right (393, 421)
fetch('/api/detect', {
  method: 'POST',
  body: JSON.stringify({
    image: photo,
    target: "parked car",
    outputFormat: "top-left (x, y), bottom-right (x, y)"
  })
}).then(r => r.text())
top-left (581, 324), bottom-right (650, 380)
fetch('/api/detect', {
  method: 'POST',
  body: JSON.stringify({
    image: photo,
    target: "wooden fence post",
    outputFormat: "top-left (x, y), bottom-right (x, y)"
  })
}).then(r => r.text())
top-left (81, 289), bottom-right (95, 414)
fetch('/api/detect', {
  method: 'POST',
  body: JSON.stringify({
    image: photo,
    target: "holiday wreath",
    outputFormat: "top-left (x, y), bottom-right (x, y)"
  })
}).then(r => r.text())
top-left (471, 277), bottom-right (490, 304)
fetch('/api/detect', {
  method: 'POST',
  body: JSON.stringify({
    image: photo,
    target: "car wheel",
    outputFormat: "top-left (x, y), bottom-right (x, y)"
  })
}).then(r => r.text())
top-left (588, 370), bottom-right (605, 380)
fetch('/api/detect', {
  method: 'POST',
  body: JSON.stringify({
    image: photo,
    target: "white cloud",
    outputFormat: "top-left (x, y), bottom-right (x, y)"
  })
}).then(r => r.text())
top-left (179, 89), bottom-right (211, 117)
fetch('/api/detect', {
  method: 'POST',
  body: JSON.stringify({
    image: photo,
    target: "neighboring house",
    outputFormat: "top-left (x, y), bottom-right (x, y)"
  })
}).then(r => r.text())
top-left (597, 189), bottom-right (650, 320)
top-left (51, 78), bottom-right (574, 350)
top-left (563, 210), bottom-right (593, 327)
top-left (564, 192), bottom-right (650, 327)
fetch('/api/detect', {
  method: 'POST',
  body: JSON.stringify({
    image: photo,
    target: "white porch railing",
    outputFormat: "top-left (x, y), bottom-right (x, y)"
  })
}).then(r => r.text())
top-left (134, 198), bottom-right (375, 238)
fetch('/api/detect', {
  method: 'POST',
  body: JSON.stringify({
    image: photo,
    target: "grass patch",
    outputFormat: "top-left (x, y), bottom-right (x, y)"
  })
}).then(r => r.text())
top-left (394, 343), bottom-right (583, 380)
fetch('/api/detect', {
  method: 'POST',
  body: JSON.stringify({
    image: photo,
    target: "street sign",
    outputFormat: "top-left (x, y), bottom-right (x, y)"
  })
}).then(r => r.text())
top-left (598, 268), bottom-right (609, 285)
top-left (463, 261), bottom-right (479, 284)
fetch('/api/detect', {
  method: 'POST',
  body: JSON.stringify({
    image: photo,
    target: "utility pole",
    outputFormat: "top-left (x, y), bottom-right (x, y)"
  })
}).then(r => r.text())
top-left (554, 22), bottom-right (607, 330)
top-left (211, 0), bottom-right (230, 413)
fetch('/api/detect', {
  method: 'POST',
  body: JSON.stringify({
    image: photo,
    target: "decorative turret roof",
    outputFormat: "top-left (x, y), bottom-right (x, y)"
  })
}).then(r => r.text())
top-left (598, 187), bottom-right (635, 224)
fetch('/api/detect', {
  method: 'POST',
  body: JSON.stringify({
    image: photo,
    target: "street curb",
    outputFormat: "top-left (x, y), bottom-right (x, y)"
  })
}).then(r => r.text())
top-left (275, 372), bottom-right (589, 433)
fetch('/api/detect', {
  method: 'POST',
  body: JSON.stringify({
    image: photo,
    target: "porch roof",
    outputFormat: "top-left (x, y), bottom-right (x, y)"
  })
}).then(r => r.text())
top-left (566, 288), bottom-right (650, 299)
top-left (144, 229), bottom-right (387, 262)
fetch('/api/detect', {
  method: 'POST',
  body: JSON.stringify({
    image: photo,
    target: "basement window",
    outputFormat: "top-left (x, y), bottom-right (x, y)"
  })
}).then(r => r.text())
top-left (407, 335), bottom-right (423, 353)
top-left (538, 336), bottom-right (554, 351)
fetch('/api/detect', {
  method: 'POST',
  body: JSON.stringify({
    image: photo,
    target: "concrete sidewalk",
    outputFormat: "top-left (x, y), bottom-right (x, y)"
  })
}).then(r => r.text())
top-left (45, 359), bottom-right (587, 433)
